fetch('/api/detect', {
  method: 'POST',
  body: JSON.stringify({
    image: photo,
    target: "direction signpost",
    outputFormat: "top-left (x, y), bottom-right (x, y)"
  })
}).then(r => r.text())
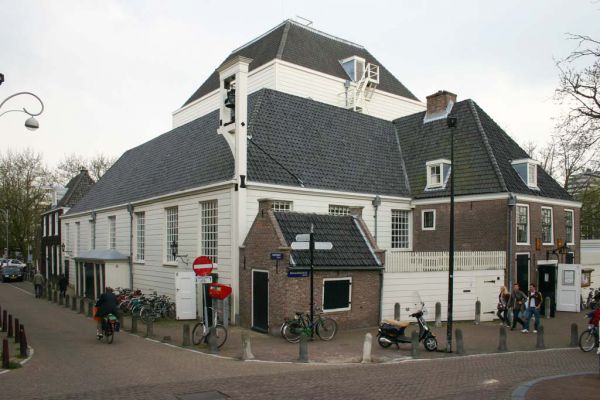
top-left (290, 224), bottom-right (333, 337)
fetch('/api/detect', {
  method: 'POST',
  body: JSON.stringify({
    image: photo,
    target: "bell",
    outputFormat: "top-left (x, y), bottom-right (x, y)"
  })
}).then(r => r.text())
top-left (224, 88), bottom-right (235, 109)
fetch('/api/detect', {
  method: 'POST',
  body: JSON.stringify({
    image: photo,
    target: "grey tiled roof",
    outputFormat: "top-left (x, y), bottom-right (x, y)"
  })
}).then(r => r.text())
top-left (392, 100), bottom-right (573, 201)
top-left (274, 212), bottom-right (381, 269)
top-left (183, 20), bottom-right (418, 106)
top-left (58, 169), bottom-right (95, 208)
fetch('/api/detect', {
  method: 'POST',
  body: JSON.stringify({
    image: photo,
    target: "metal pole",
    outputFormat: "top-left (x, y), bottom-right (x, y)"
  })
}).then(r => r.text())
top-left (446, 125), bottom-right (455, 353)
top-left (310, 223), bottom-right (315, 338)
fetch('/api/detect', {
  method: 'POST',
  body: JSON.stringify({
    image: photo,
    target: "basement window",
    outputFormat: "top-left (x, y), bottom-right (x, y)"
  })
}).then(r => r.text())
top-left (511, 158), bottom-right (539, 189)
top-left (425, 159), bottom-right (451, 190)
top-left (323, 278), bottom-right (352, 312)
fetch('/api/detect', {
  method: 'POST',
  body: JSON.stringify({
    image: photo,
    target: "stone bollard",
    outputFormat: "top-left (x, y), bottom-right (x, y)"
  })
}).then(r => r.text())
top-left (1, 309), bottom-right (6, 332)
top-left (7, 314), bottom-right (13, 338)
top-left (14, 318), bottom-right (19, 344)
top-left (474, 300), bottom-right (481, 325)
top-left (411, 330), bottom-right (420, 359)
top-left (145, 319), bottom-right (154, 338)
top-left (455, 329), bottom-right (465, 355)
top-left (544, 297), bottom-right (551, 319)
top-left (299, 334), bottom-right (309, 363)
top-left (87, 301), bottom-right (93, 318)
top-left (435, 302), bottom-right (442, 327)
top-left (207, 326), bottom-right (218, 354)
top-left (361, 333), bottom-right (373, 363)
top-left (394, 303), bottom-right (401, 320)
top-left (570, 323), bottom-right (579, 347)
top-left (19, 325), bottom-right (28, 358)
top-left (182, 324), bottom-right (191, 347)
top-left (498, 326), bottom-right (508, 352)
top-left (131, 315), bottom-right (138, 333)
top-left (536, 325), bottom-right (545, 349)
top-left (79, 298), bottom-right (85, 314)
top-left (241, 331), bottom-right (255, 361)
top-left (2, 338), bottom-right (9, 369)
top-left (71, 296), bottom-right (77, 311)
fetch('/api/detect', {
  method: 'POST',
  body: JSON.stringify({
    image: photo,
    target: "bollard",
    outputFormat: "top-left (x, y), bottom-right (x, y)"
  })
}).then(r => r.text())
top-left (19, 325), bottom-right (28, 358)
top-left (435, 302), bottom-right (442, 327)
top-left (544, 297), bottom-right (551, 319)
top-left (299, 334), bottom-right (309, 363)
top-left (182, 324), bottom-right (191, 347)
top-left (1, 309), bottom-right (6, 332)
top-left (474, 300), bottom-right (481, 325)
top-left (394, 303), bottom-right (401, 320)
top-left (71, 296), bottom-right (77, 311)
top-left (411, 331), bottom-right (420, 358)
top-left (47, 285), bottom-right (52, 301)
top-left (145, 319), bottom-right (154, 338)
top-left (131, 315), bottom-right (138, 333)
top-left (498, 326), bottom-right (508, 352)
top-left (536, 325), bottom-right (545, 349)
top-left (2, 338), bottom-right (8, 369)
top-left (7, 315), bottom-right (13, 338)
top-left (570, 323), bottom-right (579, 347)
top-left (14, 318), bottom-right (19, 344)
top-left (207, 326), bottom-right (218, 354)
top-left (87, 301), bottom-right (93, 318)
top-left (79, 298), bottom-right (84, 314)
top-left (455, 329), bottom-right (465, 355)
top-left (241, 331), bottom-right (255, 361)
top-left (64, 294), bottom-right (69, 308)
top-left (361, 333), bottom-right (373, 363)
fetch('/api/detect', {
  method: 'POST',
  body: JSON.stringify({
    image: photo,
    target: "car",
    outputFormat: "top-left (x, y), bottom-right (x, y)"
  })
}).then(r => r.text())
top-left (6, 259), bottom-right (26, 269)
top-left (2, 266), bottom-right (24, 282)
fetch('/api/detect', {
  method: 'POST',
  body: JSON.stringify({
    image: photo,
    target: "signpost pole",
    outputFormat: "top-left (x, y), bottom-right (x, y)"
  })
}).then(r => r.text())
top-left (310, 223), bottom-right (314, 339)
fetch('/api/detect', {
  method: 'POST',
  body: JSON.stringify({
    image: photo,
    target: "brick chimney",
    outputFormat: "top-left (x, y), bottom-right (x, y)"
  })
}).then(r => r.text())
top-left (424, 90), bottom-right (457, 123)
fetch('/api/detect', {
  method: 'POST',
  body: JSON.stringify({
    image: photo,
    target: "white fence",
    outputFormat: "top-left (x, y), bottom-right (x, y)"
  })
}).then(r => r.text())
top-left (385, 251), bottom-right (506, 273)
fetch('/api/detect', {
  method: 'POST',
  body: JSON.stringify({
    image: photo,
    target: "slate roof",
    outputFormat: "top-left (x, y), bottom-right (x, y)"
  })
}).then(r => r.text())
top-left (58, 169), bottom-right (95, 208)
top-left (392, 100), bottom-right (574, 201)
top-left (274, 212), bottom-right (381, 269)
top-left (183, 19), bottom-right (418, 106)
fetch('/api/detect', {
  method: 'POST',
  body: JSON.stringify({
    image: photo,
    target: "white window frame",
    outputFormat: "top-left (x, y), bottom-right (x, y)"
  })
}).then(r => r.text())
top-left (421, 209), bottom-right (436, 230)
top-left (565, 209), bottom-right (574, 245)
top-left (108, 216), bottom-right (116, 249)
top-left (516, 204), bottom-right (530, 245)
top-left (328, 205), bottom-right (351, 216)
top-left (339, 56), bottom-right (366, 81)
top-left (89, 220), bottom-right (94, 250)
top-left (165, 206), bottom-right (178, 264)
top-left (136, 212), bottom-right (145, 262)
top-left (391, 209), bottom-right (411, 250)
top-left (64, 223), bottom-right (70, 253)
top-left (425, 159), bottom-right (451, 190)
top-left (511, 158), bottom-right (539, 189)
top-left (200, 200), bottom-right (218, 264)
top-left (541, 206), bottom-right (554, 245)
top-left (54, 214), bottom-right (59, 237)
top-left (322, 277), bottom-right (352, 312)
top-left (271, 201), bottom-right (292, 212)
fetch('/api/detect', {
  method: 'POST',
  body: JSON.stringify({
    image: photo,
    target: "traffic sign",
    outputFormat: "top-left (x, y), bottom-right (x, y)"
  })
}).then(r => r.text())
top-left (295, 233), bottom-right (310, 242)
top-left (196, 276), bottom-right (213, 284)
top-left (192, 256), bottom-right (214, 277)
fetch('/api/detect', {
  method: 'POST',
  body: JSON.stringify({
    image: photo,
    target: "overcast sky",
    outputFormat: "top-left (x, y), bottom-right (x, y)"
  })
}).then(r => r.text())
top-left (1, 0), bottom-right (599, 170)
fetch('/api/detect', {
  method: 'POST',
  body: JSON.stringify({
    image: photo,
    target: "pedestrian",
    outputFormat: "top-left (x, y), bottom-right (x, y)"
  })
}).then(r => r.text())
top-left (508, 282), bottom-right (526, 331)
top-left (522, 284), bottom-right (543, 333)
top-left (497, 286), bottom-right (510, 326)
top-left (33, 270), bottom-right (45, 298)
top-left (58, 274), bottom-right (68, 299)
top-left (95, 287), bottom-right (119, 339)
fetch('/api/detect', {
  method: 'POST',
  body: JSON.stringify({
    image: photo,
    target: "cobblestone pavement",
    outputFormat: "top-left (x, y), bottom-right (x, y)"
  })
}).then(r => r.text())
top-left (0, 282), bottom-right (597, 400)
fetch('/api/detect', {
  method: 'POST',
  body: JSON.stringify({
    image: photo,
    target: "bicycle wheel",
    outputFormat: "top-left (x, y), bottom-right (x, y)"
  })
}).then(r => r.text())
top-left (281, 321), bottom-right (302, 343)
top-left (192, 322), bottom-right (206, 345)
top-left (579, 329), bottom-right (596, 352)
top-left (105, 322), bottom-right (114, 344)
top-left (211, 324), bottom-right (228, 348)
top-left (140, 307), bottom-right (154, 324)
top-left (316, 317), bottom-right (337, 341)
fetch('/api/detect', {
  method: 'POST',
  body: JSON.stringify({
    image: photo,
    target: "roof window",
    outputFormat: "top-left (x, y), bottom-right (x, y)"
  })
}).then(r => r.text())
top-left (425, 159), bottom-right (452, 190)
top-left (340, 56), bottom-right (366, 81)
top-left (511, 158), bottom-right (539, 190)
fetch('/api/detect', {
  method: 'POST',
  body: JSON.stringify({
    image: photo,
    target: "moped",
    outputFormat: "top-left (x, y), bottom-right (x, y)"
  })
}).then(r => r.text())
top-left (377, 304), bottom-right (438, 351)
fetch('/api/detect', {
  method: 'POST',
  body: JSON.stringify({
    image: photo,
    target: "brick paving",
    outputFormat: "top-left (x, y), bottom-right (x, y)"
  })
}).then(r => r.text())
top-left (0, 281), bottom-right (598, 399)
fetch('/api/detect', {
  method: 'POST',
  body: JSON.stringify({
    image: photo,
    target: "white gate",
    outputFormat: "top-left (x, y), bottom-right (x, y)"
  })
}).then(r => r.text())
top-left (175, 271), bottom-right (197, 320)
top-left (556, 264), bottom-right (581, 312)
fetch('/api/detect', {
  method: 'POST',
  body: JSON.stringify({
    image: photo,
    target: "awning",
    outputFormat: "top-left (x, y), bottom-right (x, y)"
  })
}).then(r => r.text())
top-left (74, 249), bottom-right (129, 262)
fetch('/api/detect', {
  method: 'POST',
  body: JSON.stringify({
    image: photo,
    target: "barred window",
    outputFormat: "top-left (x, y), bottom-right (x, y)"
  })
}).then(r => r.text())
top-left (166, 207), bottom-right (178, 262)
top-left (136, 212), bottom-right (145, 261)
top-left (65, 223), bottom-right (70, 253)
top-left (392, 210), bottom-right (410, 249)
top-left (271, 201), bottom-right (292, 212)
top-left (565, 210), bottom-right (574, 244)
top-left (541, 207), bottom-right (553, 244)
top-left (329, 205), bottom-right (350, 216)
top-left (108, 216), bottom-right (116, 249)
top-left (516, 205), bottom-right (529, 244)
top-left (75, 222), bottom-right (80, 257)
top-left (201, 200), bottom-right (218, 263)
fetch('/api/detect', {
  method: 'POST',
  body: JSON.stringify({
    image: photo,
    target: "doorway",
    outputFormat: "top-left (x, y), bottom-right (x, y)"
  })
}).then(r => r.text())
top-left (252, 270), bottom-right (269, 333)
top-left (538, 263), bottom-right (557, 317)
top-left (84, 263), bottom-right (94, 299)
top-left (516, 254), bottom-right (529, 291)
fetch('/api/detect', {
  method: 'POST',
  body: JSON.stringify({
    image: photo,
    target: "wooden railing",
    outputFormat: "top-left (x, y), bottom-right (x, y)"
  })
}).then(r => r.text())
top-left (385, 251), bottom-right (506, 273)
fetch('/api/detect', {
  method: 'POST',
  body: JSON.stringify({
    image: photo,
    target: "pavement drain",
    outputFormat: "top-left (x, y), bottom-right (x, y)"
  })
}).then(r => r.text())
top-left (177, 391), bottom-right (231, 400)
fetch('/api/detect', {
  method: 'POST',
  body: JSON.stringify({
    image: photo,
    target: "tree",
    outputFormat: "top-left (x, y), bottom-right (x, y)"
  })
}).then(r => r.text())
top-left (54, 153), bottom-right (117, 185)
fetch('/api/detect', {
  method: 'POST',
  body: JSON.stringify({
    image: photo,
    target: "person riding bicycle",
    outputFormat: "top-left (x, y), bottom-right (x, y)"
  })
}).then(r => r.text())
top-left (586, 293), bottom-right (600, 347)
top-left (95, 287), bottom-right (119, 338)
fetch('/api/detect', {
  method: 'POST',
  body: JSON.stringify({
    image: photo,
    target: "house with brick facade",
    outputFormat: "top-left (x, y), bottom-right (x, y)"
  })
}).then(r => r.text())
top-left (60, 20), bottom-right (580, 329)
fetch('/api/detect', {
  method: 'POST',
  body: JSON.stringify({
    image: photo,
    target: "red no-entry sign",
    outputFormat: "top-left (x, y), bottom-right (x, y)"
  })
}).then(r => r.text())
top-left (192, 256), bottom-right (214, 277)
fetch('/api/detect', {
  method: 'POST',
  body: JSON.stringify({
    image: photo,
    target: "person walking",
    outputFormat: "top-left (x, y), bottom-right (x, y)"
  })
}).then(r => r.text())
top-left (497, 286), bottom-right (510, 326)
top-left (58, 274), bottom-right (68, 299)
top-left (508, 283), bottom-right (526, 331)
top-left (33, 270), bottom-right (45, 298)
top-left (522, 283), bottom-right (543, 333)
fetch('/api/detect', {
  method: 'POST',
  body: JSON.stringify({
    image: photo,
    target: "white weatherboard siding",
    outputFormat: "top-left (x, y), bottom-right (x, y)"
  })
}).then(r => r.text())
top-left (581, 239), bottom-right (600, 299)
top-left (382, 269), bottom-right (504, 322)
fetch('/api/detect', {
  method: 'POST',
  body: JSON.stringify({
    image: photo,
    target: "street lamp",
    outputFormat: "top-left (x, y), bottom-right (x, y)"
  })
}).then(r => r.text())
top-left (0, 209), bottom-right (8, 259)
top-left (0, 73), bottom-right (45, 131)
top-left (446, 115), bottom-right (457, 353)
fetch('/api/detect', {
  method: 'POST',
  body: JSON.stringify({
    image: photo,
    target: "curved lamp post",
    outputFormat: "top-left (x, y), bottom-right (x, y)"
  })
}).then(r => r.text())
top-left (0, 91), bottom-right (45, 131)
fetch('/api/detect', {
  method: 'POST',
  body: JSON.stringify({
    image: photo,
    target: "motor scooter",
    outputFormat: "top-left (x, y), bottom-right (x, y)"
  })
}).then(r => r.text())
top-left (377, 303), bottom-right (438, 351)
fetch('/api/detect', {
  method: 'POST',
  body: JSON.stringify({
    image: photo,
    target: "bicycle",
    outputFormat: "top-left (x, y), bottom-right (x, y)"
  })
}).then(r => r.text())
top-left (192, 307), bottom-right (228, 348)
top-left (139, 295), bottom-right (176, 323)
top-left (97, 313), bottom-right (120, 344)
top-left (281, 309), bottom-right (337, 343)
top-left (579, 324), bottom-right (599, 352)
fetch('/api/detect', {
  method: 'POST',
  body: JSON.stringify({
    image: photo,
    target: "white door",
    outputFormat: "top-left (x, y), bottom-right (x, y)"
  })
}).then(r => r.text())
top-left (175, 271), bottom-right (197, 320)
top-left (475, 275), bottom-right (501, 322)
top-left (556, 264), bottom-right (581, 312)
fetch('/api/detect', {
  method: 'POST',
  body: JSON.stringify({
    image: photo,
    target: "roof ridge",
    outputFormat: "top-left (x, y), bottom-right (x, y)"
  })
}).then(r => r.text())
top-left (467, 99), bottom-right (508, 192)
top-left (276, 21), bottom-right (291, 59)
top-left (286, 19), bottom-right (365, 49)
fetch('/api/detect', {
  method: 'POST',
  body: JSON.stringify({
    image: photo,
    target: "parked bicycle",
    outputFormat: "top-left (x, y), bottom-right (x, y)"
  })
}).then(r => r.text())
top-left (139, 295), bottom-right (176, 323)
top-left (192, 307), bottom-right (228, 348)
top-left (281, 309), bottom-right (337, 343)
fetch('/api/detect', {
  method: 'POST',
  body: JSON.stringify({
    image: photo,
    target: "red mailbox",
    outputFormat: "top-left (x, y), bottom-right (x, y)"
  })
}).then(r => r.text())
top-left (208, 283), bottom-right (232, 300)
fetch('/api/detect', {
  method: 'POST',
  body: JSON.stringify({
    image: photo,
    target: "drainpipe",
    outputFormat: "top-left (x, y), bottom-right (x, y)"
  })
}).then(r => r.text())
top-left (90, 211), bottom-right (97, 249)
top-left (372, 195), bottom-right (383, 322)
top-left (372, 195), bottom-right (381, 243)
top-left (507, 193), bottom-right (517, 288)
top-left (127, 203), bottom-right (134, 290)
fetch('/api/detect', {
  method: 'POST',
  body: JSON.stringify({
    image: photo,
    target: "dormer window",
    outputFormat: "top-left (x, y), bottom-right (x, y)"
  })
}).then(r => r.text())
top-left (426, 159), bottom-right (452, 190)
top-left (511, 158), bottom-right (539, 189)
top-left (340, 56), bottom-right (365, 81)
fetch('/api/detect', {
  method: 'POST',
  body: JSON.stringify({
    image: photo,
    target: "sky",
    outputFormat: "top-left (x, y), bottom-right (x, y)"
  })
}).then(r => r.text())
top-left (1, 0), bottom-right (599, 169)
